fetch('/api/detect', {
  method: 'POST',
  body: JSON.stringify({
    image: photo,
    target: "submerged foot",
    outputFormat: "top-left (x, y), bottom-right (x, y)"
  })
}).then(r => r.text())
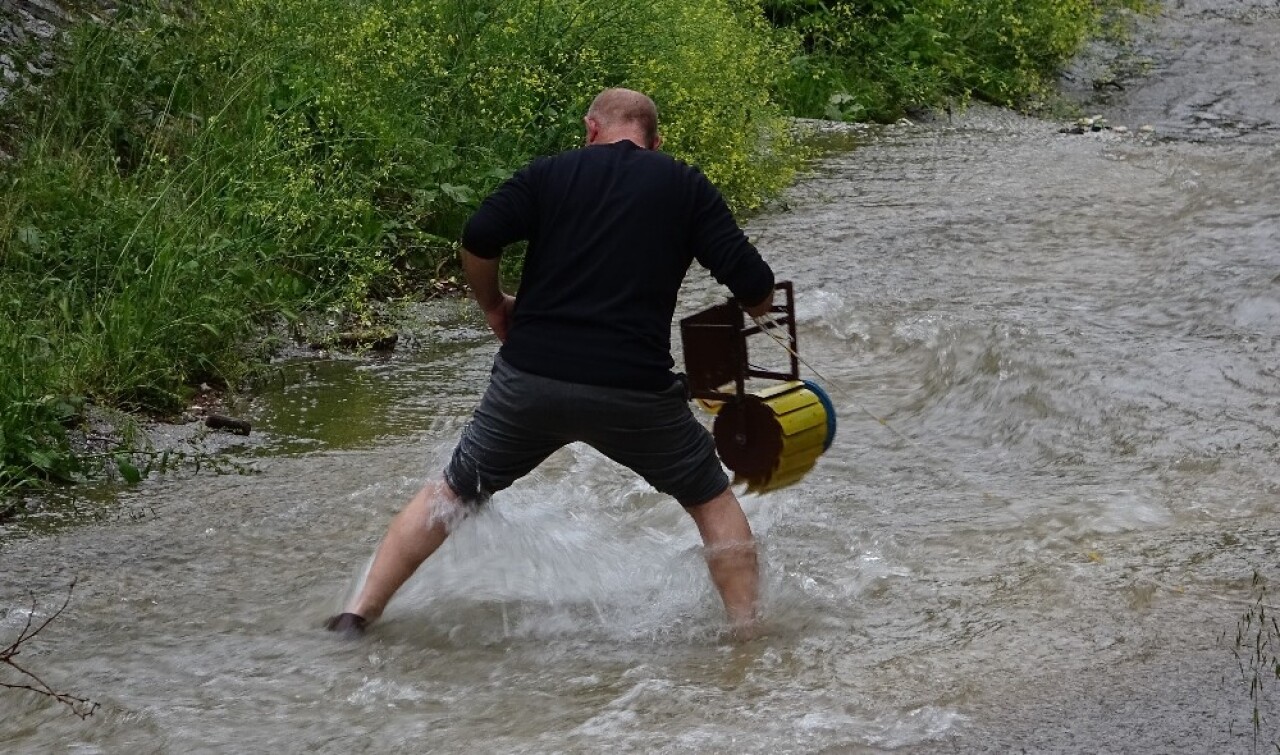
top-left (324, 612), bottom-right (368, 639)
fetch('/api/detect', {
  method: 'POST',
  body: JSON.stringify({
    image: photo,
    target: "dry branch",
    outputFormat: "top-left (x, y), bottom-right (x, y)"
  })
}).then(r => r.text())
top-left (1, 579), bottom-right (99, 719)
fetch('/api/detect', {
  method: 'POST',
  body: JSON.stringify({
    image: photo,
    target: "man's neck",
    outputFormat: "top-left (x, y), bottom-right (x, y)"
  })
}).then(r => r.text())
top-left (592, 133), bottom-right (648, 149)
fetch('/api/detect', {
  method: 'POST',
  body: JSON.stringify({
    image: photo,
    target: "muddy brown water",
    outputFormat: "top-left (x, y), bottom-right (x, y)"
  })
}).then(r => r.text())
top-left (3, 3), bottom-right (1279, 752)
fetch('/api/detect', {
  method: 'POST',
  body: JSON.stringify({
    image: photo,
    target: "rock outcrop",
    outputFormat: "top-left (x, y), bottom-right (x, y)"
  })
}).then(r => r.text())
top-left (0, 0), bottom-right (115, 155)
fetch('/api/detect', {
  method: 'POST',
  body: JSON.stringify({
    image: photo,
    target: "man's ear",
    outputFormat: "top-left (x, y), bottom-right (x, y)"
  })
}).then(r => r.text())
top-left (584, 116), bottom-right (600, 145)
top-left (651, 132), bottom-right (663, 150)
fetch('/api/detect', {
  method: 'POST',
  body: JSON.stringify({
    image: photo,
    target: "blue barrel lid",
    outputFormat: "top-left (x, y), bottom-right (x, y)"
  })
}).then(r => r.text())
top-left (801, 380), bottom-right (837, 452)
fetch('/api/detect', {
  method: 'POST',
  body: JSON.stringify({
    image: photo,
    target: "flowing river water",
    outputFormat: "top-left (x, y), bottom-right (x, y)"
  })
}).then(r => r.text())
top-left (3, 2), bottom-right (1279, 751)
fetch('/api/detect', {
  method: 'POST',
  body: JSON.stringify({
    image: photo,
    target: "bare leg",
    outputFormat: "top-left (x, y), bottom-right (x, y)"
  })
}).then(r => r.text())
top-left (685, 486), bottom-right (759, 636)
top-left (337, 479), bottom-right (465, 627)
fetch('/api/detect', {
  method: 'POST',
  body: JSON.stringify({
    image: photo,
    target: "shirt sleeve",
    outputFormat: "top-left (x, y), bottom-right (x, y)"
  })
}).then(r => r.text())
top-left (461, 164), bottom-right (539, 259)
top-left (689, 171), bottom-right (775, 305)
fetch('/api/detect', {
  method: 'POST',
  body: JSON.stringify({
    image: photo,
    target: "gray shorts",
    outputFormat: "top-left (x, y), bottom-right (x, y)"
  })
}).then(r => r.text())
top-left (443, 355), bottom-right (729, 507)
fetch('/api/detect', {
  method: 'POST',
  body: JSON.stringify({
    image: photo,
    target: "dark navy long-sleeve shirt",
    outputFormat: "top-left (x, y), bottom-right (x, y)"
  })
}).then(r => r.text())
top-left (462, 139), bottom-right (775, 390)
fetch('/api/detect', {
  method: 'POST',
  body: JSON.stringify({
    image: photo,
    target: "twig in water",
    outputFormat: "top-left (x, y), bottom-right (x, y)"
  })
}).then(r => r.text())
top-left (1, 579), bottom-right (99, 719)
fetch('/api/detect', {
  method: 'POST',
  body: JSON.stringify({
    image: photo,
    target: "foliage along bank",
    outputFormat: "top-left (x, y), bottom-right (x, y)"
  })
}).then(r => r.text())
top-left (767, 0), bottom-right (1148, 122)
top-left (0, 0), bottom-right (1141, 494)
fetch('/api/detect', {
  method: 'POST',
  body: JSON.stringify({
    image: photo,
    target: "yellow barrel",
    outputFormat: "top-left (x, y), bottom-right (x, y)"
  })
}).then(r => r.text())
top-left (711, 380), bottom-right (835, 493)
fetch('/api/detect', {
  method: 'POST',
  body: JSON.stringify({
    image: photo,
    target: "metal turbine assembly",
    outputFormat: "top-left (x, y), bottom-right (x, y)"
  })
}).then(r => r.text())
top-left (679, 281), bottom-right (836, 493)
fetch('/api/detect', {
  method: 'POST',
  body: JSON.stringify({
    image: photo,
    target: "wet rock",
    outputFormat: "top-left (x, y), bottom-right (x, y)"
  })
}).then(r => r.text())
top-left (12, 0), bottom-right (71, 24)
top-left (0, 496), bottom-right (23, 522)
top-left (1060, 116), bottom-right (1119, 135)
top-left (334, 328), bottom-right (398, 352)
top-left (1, 1), bottom-right (118, 131)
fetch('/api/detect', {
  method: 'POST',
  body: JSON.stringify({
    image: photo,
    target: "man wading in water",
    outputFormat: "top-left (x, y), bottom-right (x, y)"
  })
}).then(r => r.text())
top-left (327, 88), bottom-right (776, 638)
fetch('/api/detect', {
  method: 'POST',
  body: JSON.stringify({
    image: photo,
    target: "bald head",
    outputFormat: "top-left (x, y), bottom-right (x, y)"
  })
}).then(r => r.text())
top-left (585, 88), bottom-right (660, 149)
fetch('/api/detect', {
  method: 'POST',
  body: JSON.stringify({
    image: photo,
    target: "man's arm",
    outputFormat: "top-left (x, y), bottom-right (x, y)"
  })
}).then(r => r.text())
top-left (462, 248), bottom-right (515, 342)
top-left (689, 173), bottom-right (775, 311)
top-left (459, 165), bottom-right (539, 343)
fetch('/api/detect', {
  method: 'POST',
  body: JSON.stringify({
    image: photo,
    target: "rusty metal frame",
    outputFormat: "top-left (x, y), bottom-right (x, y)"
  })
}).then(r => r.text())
top-left (679, 281), bottom-right (797, 402)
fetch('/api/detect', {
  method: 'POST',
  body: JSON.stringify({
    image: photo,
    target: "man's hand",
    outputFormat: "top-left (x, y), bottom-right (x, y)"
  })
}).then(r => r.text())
top-left (461, 247), bottom-right (513, 341)
top-left (742, 288), bottom-right (775, 319)
top-left (483, 294), bottom-right (516, 342)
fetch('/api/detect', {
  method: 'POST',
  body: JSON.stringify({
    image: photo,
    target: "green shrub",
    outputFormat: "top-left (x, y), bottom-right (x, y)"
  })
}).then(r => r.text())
top-left (768, 0), bottom-right (1142, 121)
